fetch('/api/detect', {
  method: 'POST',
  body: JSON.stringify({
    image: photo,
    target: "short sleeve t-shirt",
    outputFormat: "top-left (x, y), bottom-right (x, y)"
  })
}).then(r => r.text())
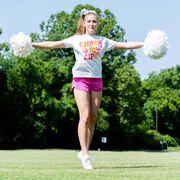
top-left (62, 34), bottom-right (116, 78)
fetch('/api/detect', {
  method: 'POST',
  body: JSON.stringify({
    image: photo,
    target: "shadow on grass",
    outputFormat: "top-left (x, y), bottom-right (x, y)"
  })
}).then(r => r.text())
top-left (96, 165), bottom-right (165, 170)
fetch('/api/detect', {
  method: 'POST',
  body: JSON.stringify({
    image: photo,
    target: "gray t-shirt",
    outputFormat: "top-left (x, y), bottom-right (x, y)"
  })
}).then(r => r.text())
top-left (62, 34), bottom-right (116, 78)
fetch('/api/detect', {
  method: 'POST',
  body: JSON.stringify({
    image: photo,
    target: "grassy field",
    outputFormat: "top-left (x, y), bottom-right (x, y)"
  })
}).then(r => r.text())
top-left (0, 148), bottom-right (180, 180)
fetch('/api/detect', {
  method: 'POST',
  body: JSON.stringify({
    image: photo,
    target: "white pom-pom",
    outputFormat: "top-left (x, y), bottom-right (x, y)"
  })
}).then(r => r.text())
top-left (10, 32), bottom-right (33, 57)
top-left (143, 30), bottom-right (169, 60)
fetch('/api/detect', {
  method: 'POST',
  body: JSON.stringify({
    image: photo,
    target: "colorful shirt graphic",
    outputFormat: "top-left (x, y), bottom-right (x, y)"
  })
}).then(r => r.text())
top-left (80, 39), bottom-right (102, 60)
top-left (63, 35), bottom-right (116, 78)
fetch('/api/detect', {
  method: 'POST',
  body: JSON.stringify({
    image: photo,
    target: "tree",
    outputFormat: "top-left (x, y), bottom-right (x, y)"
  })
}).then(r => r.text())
top-left (0, 28), bottom-right (10, 59)
top-left (142, 66), bottom-right (180, 142)
top-left (4, 56), bottom-right (78, 148)
top-left (99, 61), bottom-right (144, 149)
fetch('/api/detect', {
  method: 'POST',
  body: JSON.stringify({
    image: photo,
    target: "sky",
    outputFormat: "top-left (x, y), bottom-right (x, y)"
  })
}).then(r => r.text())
top-left (0, 0), bottom-right (179, 79)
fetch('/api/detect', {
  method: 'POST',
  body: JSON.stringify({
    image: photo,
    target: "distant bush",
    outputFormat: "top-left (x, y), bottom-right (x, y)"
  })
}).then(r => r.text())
top-left (128, 124), bottom-right (178, 150)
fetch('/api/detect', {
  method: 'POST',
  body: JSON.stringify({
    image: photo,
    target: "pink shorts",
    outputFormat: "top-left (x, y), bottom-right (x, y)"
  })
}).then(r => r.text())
top-left (72, 77), bottom-right (103, 92)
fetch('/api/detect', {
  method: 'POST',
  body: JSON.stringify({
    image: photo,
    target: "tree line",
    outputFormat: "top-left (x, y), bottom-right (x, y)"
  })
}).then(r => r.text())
top-left (0, 4), bottom-right (179, 150)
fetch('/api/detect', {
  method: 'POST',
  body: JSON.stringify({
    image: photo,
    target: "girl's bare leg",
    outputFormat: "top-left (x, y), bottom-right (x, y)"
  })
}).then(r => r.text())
top-left (87, 91), bottom-right (102, 150)
top-left (74, 88), bottom-right (90, 155)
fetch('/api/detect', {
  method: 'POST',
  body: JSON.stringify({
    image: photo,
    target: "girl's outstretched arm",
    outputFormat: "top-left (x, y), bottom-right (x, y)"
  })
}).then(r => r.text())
top-left (32, 41), bottom-right (65, 49)
top-left (114, 42), bottom-right (144, 50)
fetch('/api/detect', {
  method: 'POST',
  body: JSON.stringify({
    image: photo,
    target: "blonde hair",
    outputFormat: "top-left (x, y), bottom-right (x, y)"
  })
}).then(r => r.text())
top-left (75, 12), bottom-right (98, 35)
top-left (76, 16), bottom-right (86, 35)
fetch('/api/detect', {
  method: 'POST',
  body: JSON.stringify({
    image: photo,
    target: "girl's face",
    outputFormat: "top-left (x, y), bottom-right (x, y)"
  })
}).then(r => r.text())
top-left (83, 14), bottom-right (98, 35)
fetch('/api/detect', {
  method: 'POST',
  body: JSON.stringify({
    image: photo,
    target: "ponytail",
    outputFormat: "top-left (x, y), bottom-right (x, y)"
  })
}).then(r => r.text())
top-left (75, 16), bottom-right (86, 35)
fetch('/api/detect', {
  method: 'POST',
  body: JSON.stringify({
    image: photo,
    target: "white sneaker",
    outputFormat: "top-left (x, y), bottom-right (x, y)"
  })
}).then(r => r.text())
top-left (77, 151), bottom-right (82, 160)
top-left (77, 151), bottom-right (93, 170)
top-left (81, 154), bottom-right (93, 170)
top-left (77, 151), bottom-right (95, 160)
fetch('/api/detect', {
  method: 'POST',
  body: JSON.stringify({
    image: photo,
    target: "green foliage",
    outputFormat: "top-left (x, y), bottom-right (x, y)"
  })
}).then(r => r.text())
top-left (161, 134), bottom-right (178, 147)
top-left (102, 62), bottom-right (143, 126)
top-left (0, 42), bottom-right (10, 59)
top-left (142, 66), bottom-right (180, 142)
top-left (128, 124), bottom-right (178, 149)
top-left (96, 108), bottom-right (110, 132)
top-left (145, 130), bottom-right (178, 147)
top-left (0, 56), bottom-right (77, 148)
top-left (147, 66), bottom-right (180, 89)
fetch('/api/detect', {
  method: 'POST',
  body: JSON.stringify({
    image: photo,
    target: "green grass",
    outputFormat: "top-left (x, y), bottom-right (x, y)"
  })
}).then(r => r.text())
top-left (0, 148), bottom-right (180, 180)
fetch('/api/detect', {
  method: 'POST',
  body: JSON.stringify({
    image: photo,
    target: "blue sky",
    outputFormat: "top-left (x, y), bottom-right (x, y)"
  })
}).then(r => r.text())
top-left (0, 0), bottom-right (179, 79)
